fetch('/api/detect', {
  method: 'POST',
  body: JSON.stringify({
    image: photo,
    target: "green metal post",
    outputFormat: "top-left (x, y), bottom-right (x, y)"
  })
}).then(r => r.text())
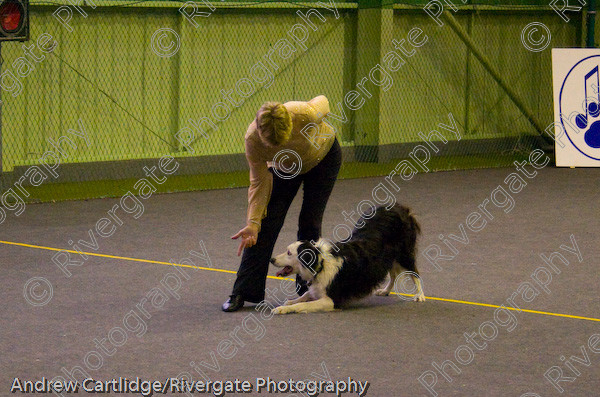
top-left (354, 0), bottom-right (384, 162)
top-left (170, 14), bottom-right (183, 152)
top-left (464, 8), bottom-right (474, 136)
top-left (0, 42), bottom-right (3, 193)
top-left (587, 0), bottom-right (596, 48)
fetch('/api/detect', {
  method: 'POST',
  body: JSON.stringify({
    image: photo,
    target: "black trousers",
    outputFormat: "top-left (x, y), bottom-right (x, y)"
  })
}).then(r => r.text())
top-left (231, 138), bottom-right (342, 303)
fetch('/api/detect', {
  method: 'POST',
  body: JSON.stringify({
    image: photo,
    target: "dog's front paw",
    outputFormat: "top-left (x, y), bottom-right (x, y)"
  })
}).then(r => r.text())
top-left (414, 293), bottom-right (426, 302)
top-left (272, 305), bottom-right (292, 315)
top-left (375, 288), bottom-right (390, 296)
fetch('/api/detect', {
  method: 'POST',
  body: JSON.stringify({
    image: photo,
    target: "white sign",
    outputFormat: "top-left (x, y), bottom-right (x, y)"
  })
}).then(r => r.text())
top-left (552, 48), bottom-right (600, 167)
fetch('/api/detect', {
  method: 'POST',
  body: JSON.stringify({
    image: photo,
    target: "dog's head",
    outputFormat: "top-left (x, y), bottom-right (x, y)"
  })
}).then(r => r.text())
top-left (270, 240), bottom-right (324, 281)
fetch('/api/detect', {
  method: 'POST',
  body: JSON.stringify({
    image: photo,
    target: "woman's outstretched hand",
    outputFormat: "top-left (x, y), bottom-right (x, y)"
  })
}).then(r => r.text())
top-left (231, 224), bottom-right (259, 256)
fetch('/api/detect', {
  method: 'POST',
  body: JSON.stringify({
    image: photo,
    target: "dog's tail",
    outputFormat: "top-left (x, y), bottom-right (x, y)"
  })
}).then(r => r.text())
top-left (390, 203), bottom-right (421, 236)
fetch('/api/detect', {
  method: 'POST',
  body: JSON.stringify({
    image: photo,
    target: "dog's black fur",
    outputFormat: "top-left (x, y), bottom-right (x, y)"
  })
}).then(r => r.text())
top-left (299, 203), bottom-right (421, 308)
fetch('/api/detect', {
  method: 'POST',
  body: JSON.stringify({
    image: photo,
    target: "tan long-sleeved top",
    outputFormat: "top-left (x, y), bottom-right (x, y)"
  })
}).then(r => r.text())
top-left (245, 95), bottom-right (337, 231)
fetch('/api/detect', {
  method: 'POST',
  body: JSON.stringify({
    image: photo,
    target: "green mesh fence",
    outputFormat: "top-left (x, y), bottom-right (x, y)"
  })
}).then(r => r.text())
top-left (0, 0), bottom-right (587, 206)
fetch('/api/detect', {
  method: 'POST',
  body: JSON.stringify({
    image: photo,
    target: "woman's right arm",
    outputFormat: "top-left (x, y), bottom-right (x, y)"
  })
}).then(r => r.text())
top-left (231, 137), bottom-right (272, 256)
top-left (246, 138), bottom-right (273, 231)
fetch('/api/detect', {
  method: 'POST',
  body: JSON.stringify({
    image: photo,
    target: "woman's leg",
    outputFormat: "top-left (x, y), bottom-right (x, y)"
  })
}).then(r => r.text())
top-left (298, 139), bottom-right (342, 240)
top-left (230, 171), bottom-right (302, 303)
top-left (296, 139), bottom-right (342, 292)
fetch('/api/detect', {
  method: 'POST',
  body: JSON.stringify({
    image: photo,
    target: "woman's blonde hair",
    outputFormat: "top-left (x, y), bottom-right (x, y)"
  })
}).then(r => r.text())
top-left (256, 102), bottom-right (292, 146)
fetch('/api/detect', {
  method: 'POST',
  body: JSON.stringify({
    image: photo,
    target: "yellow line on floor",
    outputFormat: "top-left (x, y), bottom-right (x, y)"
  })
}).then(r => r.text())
top-left (0, 240), bottom-right (235, 274)
top-left (392, 293), bottom-right (600, 322)
top-left (3, 239), bottom-right (599, 322)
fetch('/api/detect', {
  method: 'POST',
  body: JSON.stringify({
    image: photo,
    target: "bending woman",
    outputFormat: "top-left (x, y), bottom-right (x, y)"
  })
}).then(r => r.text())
top-left (223, 95), bottom-right (341, 312)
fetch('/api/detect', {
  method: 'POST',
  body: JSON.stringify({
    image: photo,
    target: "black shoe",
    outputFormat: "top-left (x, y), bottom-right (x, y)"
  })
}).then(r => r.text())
top-left (222, 295), bottom-right (244, 312)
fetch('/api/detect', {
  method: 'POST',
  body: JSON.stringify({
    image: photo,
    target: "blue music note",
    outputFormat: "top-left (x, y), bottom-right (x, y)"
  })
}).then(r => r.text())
top-left (574, 66), bottom-right (600, 148)
top-left (575, 66), bottom-right (600, 128)
top-left (586, 123), bottom-right (600, 148)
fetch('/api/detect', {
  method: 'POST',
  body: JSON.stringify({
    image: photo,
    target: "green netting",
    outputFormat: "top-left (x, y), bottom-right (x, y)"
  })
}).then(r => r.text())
top-left (0, 0), bottom-right (586, 207)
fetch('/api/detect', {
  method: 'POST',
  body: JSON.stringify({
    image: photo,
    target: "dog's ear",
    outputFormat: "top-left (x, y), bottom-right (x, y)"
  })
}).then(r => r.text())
top-left (314, 257), bottom-right (324, 274)
top-left (312, 242), bottom-right (324, 274)
top-left (298, 242), bottom-right (323, 276)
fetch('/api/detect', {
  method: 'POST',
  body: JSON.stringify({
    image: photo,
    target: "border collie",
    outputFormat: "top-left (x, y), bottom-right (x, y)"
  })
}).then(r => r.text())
top-left (269, 203), bottom-right (425, 314)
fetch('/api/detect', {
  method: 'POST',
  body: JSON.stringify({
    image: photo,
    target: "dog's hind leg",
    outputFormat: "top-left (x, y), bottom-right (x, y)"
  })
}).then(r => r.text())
top-left (396, 253), bottom-right (426, 302)
top-left (375, 262), bottom-right (401, 296)
top-left (392, 264), bottom-right (426, 302)
top-left (272, 297), bottom-right (335, 314)
top-left (410, 272), bottom-right (426, 302)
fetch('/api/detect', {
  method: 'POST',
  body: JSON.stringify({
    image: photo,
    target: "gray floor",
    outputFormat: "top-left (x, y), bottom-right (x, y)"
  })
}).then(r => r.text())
top-left (1, 166), bottom-right (599, 397)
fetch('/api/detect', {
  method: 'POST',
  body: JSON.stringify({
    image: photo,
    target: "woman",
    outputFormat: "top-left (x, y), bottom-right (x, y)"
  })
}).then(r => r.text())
top-left (222, 95), bottom-right (342, 312)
